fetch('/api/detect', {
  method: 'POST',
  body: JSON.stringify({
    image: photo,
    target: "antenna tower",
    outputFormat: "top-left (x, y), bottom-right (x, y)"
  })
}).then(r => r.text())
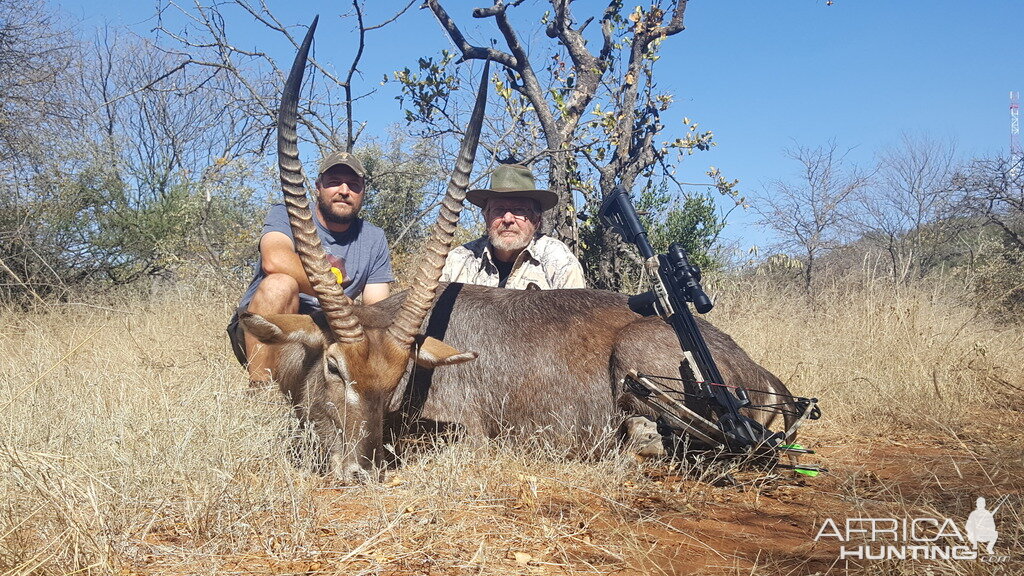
top-left (1012, 91), bottom-right (1022, 168)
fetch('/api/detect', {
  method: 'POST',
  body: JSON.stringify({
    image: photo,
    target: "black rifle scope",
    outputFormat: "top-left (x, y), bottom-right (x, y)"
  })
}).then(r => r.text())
top-left (664, 243), bottom-right (713, 314)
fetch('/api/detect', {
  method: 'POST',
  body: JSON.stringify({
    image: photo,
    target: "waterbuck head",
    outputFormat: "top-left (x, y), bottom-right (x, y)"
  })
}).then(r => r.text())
top-left (240, 17), bottom-right (489, 483)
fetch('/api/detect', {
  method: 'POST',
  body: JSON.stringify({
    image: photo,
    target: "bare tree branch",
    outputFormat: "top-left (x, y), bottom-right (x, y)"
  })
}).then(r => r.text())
top-left (344, 0), bottom-right (367, 150)
top-left (425, 0), bottom-right (517, 68)
top-left (366, 0), bottom-right (417, 31)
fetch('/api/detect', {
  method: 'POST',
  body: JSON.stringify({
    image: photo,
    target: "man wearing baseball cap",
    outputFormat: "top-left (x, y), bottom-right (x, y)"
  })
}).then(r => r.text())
top-left (439, 162), bottom-right (584, 290)
top-left (228, 150), bottom-right (395, 386)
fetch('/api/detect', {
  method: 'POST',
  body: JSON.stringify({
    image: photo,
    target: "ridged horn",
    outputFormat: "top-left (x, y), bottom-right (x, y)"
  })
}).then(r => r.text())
top-left (388, 60), bottom-right (490, 347)
top-left (278, 16), bottom-right (364, 344)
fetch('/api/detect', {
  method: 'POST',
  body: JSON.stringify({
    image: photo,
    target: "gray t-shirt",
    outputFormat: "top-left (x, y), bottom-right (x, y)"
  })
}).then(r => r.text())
top-left (238, 203), bottom-right (394, 311)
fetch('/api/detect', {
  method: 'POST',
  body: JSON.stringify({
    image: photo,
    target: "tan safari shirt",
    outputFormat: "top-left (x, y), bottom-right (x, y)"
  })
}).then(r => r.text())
top-left (439, 235), bottom-right (586, 289)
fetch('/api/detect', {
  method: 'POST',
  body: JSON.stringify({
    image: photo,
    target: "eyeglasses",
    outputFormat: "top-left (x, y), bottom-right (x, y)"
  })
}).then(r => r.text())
top-left (319, 177), bottom-right (365, 194)
top-left (487, 207), bottom-right (537, 221)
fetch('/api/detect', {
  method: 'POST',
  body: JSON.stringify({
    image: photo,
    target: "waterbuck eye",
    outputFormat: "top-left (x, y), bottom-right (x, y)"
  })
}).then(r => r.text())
top-left (326, 359), bottom-right (342, 377)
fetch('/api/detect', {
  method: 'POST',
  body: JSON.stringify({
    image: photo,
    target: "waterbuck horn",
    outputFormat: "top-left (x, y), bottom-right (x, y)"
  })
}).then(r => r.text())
top-left (277, 16), bottom-right (364, 344)
top-left (388, 59), bottom-right (490, 346)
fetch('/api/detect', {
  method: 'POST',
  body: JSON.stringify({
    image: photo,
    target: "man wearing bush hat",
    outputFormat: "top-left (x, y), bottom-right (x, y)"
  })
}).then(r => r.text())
top-left (228, 150), bottom-right (394, 385)
top-left (440, 162), bottom-right (585, 289)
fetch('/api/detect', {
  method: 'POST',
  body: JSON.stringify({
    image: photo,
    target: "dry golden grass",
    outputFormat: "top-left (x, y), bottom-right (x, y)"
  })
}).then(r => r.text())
top-left (708, 273), bottom-right (1024, 433)
top-left (1, 276), bottom-right (1021, 575)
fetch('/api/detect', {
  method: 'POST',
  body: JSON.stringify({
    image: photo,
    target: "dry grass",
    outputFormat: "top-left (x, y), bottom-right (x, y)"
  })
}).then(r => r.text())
top-left (708, 273), bottom-right (1024, 433)
top-left (1, 276), bottom-right (1021, 575)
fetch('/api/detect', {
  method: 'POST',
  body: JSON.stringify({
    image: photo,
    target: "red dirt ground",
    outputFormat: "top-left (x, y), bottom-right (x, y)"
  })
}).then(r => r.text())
top-left (128, 407), bottom-right (1023, 576)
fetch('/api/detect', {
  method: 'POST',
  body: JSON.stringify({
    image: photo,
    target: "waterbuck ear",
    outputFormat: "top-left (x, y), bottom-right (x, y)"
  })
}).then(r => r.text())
top-left (240, 313), bottom-right (326, 348)
top-left (414, 336), bottom-right (478, 369)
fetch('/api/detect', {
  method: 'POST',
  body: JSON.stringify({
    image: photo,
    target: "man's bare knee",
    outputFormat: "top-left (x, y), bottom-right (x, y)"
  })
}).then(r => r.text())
top-left (249, 273), bottom-right (300, 314)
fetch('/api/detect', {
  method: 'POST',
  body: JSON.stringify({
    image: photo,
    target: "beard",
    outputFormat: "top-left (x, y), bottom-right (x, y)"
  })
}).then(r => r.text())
top-left (488, 225), bottom-right (533, 253)
top-left (321, 207), bottom-right (358, 225)
top-left (319, 198), bottom-right (361, 226)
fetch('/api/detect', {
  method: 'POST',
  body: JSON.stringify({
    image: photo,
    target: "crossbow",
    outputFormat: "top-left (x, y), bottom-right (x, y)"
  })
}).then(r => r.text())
top-left (599, 186), bottom-right (824, 475)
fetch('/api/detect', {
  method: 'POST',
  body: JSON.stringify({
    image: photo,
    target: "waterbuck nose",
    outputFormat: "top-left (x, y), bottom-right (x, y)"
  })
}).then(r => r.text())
top-left (329, 454), bottom-right (374, 485)
top-left (343, 465), bottom-right (372, 485)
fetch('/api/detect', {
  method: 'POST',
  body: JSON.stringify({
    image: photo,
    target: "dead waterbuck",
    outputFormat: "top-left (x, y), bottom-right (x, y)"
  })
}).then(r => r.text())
top-left (240, 19), bottom-right (801, 484)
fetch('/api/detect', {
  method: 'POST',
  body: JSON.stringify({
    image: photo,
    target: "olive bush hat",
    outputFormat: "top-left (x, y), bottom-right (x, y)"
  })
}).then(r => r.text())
top-left (317, 150), bottom-right (366, 179)
top-left (466, 163), bottom-right (559, 211)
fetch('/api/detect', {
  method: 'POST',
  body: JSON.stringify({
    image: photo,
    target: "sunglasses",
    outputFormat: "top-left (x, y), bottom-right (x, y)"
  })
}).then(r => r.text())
top-left (487, 206), bottom-right (537, 220)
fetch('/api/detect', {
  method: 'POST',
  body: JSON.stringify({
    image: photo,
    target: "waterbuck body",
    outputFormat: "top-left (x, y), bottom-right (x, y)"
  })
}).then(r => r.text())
top-left (383, 284), bottom-right (792, 447)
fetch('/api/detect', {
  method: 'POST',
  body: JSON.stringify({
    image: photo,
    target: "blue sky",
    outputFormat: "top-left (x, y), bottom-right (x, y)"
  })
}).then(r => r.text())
top-left (57, 0), bottom-right (1022, 252)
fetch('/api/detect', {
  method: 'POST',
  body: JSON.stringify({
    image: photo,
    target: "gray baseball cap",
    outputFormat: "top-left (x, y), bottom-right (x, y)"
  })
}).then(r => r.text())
top-left (318, 150), bottom-right (366, 179)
